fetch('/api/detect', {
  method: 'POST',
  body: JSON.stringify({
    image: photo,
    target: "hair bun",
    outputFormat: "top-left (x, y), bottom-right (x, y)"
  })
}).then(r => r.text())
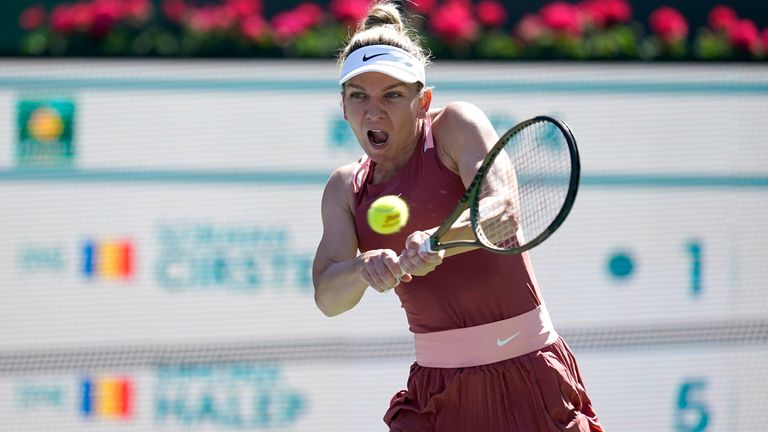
top-left (338, 1), bottom-right (429, 72)
top-left (362, 2), bottom-right (405, 32)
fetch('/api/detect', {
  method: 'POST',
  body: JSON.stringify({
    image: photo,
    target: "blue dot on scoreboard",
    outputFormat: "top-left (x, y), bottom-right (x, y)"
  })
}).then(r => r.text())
top-left (608, 252), bottom-right (634, 279)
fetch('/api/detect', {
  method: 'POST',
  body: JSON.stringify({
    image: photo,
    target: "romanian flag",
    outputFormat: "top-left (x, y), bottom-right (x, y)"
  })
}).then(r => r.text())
top-left (80, 377), bottom-right (133, 419)
top-left (82, 239), bottom-right (133, 280)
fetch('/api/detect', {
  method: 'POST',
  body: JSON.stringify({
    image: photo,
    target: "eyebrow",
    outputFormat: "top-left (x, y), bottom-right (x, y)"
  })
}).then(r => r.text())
top-left (345, 83), bottom-right (408, 92)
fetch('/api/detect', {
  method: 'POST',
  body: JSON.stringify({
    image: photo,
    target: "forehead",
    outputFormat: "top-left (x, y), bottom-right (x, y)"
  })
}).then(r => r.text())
top-left (343, 72), bottom-right (414, 91)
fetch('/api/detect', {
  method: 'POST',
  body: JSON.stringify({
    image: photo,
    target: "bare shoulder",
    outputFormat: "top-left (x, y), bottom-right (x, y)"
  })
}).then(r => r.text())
top-left (432, 101), bottom-right (489, 128)
top-left (429, 102), bottom-right (498, 180)
top-left (327, 161), bottom-right (359, 189)
top-left (432, 102), bottom-right (497, 146)
top-left (323, 161), bottom-right (359, 207)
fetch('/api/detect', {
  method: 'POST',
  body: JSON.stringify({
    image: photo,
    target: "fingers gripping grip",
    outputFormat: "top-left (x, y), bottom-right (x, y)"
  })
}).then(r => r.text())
top-left (396, 238), bottom-right (435, 281)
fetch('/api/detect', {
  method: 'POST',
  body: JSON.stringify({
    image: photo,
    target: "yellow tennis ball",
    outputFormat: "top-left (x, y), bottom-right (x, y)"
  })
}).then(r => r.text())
top-left (367, 195), bottom-right (409, 235)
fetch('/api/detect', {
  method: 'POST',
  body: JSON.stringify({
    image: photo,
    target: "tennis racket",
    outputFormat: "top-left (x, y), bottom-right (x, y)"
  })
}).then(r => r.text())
top-left (414, 115), bottom-right (579, 255)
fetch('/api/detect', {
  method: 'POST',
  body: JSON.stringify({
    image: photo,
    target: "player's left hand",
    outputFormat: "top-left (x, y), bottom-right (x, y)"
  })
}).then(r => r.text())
top-left (398, 231), bottom-right (445, 279)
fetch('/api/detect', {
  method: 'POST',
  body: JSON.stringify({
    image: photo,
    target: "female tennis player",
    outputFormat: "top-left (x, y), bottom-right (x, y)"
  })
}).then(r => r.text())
top-left (312, 2), bottom-right (603, 431)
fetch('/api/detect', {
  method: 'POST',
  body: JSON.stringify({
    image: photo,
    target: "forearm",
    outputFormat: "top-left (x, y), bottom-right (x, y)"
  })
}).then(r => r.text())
top-left (438, 196), bottom-right (517, 257)
top-left (313, 257), bottom-right (368, 317)
top-left (429, 217), bottom-right (477, 258)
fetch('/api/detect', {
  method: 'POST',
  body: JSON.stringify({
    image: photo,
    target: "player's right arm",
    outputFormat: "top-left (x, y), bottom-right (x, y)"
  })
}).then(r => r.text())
top-left (312, 164), bottom-right (408, 317)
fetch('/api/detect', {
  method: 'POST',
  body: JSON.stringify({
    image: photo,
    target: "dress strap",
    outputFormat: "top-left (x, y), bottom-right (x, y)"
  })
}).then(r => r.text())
top-left (352, 155), bottom-right (371, 193)
top-left (423, 114), bottom-right (434, 151)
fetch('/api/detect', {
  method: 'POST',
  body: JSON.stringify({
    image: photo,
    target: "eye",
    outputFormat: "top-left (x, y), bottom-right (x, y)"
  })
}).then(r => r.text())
top-left (349, 91), bottom-right (366, 100)
top-left (385, 92), bottom-right (403, 99)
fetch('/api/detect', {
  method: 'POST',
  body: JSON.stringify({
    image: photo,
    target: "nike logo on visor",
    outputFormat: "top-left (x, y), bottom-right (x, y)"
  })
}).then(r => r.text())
top-left (362, 52), bottom-right (388, 61)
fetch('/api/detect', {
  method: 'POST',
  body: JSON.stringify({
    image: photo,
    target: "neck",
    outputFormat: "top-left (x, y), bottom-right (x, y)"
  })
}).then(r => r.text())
top-left (371, 118), bottom-right (425, 184)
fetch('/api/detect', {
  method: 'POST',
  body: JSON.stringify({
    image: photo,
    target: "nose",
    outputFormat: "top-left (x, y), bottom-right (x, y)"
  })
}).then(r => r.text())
top-left (365, 99), bottom-right (385, 121)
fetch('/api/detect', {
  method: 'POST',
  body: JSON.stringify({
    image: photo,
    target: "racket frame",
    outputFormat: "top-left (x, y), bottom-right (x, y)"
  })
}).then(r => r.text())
top-left (424, 115), bottom-right (580, 254)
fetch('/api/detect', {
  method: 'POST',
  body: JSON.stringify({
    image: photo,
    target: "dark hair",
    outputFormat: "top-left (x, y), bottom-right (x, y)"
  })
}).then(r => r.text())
top-left (338, 1), bottom-right (430, 71)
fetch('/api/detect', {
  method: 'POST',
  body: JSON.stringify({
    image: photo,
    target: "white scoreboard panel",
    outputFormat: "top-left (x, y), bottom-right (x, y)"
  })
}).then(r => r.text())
top-left (0, 60), bottom-right (766, 431)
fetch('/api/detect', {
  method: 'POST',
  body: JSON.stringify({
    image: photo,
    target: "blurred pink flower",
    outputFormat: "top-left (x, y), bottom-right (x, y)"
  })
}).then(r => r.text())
top-left (240, 14), bottom-right (267, 39)
top-left (19, 4), bottom-right (46, 30)
top-left (69, 2), bottom-right (95, 31)
top-left (124, 0), bottom-right (153, 22)
top-left (226, 0), bottom-right (262, 20)
top-left (649, 6), bottom-right (688, 43)
top-left (50, 2), bottom-right (95, 34)
top-left (540, 2), bottom-right (583, 36)
top-left (728, 19), bottom-right (759, 53)
top-left (707, 5), bottom-right (738, 32)
top-left (162, 0), bottom-right (187, 23)
top-left (50, 4), bottom-right (75, 34)
top-left (90, 0), bottom-right (125, 38)
top-left (762, 28), bottom-right (768, 52)
top-left (431, 0), bottom-right (478, 43)
top-left (476, 0), bottom-right (507, 28)
top-left (272, 13), bottom-right (305, 39)
top-left (580, 0), bottom-right (631, 28)
top-left (186, 6), bottom-right (234, 33)
top-left (272, 3), bottom-right (322, 40)
top-left (602, 0), bottom-right (631, 24)
top-left (515, 13), bottom-right (546, 42)
top-left (294, 2), bottom-right (324, 27)
top-left (329, 0), bottom-right (368, 24)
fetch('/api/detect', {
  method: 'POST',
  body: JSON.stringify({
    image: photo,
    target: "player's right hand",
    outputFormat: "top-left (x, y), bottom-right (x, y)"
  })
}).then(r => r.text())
top-left (357, 249), bottom-right (412, 292)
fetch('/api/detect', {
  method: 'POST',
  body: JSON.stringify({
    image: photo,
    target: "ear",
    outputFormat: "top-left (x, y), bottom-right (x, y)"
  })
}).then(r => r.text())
top-left (417, 88), bottom-right (432, 118)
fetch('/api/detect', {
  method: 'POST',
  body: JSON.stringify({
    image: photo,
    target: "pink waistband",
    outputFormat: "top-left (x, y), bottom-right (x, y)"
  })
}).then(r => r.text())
top-left (413, 304), bottom-right (559, 368)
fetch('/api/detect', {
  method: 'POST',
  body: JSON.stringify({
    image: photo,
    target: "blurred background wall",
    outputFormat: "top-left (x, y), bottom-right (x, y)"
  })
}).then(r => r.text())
top-left (1, 1), bottom-right (767, 431)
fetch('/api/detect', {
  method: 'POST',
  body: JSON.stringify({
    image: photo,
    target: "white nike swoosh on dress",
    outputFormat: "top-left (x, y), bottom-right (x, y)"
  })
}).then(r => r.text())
top-left (496, 332), bottom-right (521, 347)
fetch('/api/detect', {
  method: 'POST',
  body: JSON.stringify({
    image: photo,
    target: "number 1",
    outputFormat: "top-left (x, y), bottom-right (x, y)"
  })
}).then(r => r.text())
top-left (686, 241), bottom-right (703, 297)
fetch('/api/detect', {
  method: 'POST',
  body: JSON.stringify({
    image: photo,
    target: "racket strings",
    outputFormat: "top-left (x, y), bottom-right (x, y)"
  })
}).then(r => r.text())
top-left (475, 120), bottom-right (572, 251)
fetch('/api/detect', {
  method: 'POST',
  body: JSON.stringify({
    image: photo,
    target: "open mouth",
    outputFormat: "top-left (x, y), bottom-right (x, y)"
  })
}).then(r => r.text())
top-left (367, 129), bottom-right (389, 146)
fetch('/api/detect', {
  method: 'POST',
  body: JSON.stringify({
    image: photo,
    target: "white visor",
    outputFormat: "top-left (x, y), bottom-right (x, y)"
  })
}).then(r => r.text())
top-left (339, 45), bottom-right (425, 86)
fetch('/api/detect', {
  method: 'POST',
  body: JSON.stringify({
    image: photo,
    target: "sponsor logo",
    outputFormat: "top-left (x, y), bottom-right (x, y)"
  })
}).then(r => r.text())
top-left (382, 214), bottom-right (402, 230)
top-left (80, 376), bottom-right (133, 420)
top-left (16, 244), bottom-right (66, 274)
top-left (15, 382), bottom-right (67, 410)
top-left (14, 375), bottom-right (133, 422)
top-left (154, 363), bottom-right (307, 428)
top-left (16, 99), bottom-right (76, 167)
top-left (362, 52), bottom-right (387, 62)
top-left (82, 239), bottom-right (135, 280)
top-left (496, 332), bottom-right (521, 347)
top-left (155, 224), bottom-right (311, 292)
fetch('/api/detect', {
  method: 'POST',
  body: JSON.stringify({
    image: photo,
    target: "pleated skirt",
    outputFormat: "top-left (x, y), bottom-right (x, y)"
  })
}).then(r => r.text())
top-left (384, 337), bottom-right (604, 432)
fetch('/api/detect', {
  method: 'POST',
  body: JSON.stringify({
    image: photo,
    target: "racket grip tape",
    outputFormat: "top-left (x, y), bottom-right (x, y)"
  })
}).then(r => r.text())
top-left (419, 238), bottom-right (434, 254)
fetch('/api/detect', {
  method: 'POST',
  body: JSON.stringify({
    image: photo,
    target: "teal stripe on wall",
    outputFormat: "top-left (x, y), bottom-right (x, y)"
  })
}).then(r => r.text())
top-left (2, 77), bottom-right (768, 94)
top-left (0, 169), bottom-right (766, 188)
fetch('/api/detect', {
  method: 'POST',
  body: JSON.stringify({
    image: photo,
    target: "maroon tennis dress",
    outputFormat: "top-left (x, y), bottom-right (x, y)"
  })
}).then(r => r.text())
top-left (352, 118), bottom-right (604, 432)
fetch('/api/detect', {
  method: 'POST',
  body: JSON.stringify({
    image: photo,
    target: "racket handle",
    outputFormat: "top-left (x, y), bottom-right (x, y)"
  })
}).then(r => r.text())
top-left (419, 237), bottom-right (434, 254)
